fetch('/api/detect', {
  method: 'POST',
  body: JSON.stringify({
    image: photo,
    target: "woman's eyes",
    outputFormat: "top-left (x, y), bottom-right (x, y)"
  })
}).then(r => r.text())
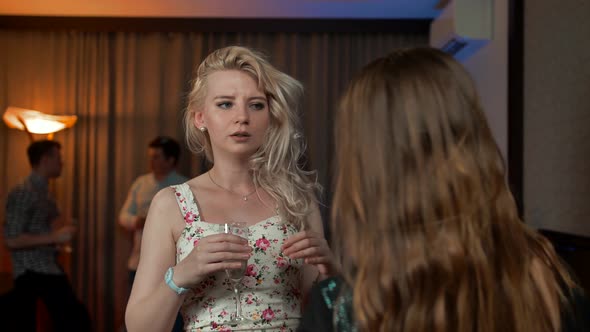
top-left (217, 102), bottom-right (232, 109)
top-left (216, 102), bottom-right (266, 111)
top-left (249, 103), bottom-right (266, 111)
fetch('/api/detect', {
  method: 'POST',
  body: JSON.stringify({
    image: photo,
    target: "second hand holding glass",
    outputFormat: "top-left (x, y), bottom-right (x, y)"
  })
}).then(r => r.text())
top-left (220, 221), bottom-right (251, 326)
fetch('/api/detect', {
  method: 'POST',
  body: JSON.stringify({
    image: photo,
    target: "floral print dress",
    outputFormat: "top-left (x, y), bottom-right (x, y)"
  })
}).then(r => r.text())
top-left (172, 183), bottom-right (304, 331)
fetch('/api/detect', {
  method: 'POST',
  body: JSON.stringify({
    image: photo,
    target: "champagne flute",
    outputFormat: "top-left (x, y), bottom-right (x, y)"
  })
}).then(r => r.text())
top-left (220, 221), bottom-right (250, 326)
top-left (59, 218), bottom-right (77, 253)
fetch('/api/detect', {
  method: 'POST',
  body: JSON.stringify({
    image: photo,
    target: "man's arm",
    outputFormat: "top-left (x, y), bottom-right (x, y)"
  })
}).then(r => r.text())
top-left (119, 178), bottom-right (144, 231)
top-left (5, 230), bottom-right (71, 249)
top-left (4, 189), bottom-right (72, 249)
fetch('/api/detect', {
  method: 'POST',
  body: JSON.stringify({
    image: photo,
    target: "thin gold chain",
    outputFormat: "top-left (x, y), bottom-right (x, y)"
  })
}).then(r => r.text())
top-left (207, 171), bottom-right (257, 201)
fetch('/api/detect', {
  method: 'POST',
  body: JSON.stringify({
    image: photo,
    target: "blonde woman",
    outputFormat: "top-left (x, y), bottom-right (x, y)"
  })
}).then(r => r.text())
top-left (299, 47), bottom-right (588, 332)
top-left (126, 46), bottom-right (338, 332)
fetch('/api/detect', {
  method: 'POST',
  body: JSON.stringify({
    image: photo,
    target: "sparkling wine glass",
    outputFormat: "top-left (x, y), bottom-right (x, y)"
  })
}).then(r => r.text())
top-left (59, 218), bottom-right (77, 253)
top-left (220, 221), bottom-right (250, 326)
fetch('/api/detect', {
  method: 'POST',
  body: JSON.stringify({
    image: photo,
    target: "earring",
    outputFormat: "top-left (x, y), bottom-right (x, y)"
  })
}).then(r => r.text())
top-left (199, 127), bottom-right (207, 132)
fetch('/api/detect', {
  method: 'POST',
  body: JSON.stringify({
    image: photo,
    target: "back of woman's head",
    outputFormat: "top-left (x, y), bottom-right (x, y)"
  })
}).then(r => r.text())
top-left (333, 47), bottom-right (573, 332)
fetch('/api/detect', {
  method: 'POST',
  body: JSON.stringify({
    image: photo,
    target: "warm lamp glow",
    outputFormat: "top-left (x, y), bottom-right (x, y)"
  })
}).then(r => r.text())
top-left (22, 118), bottom-right (67, 134)
top-left (3, 106), bottom-right (77, 136)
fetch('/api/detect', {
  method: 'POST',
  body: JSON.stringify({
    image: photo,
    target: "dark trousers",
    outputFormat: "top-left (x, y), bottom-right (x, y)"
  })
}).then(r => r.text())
top-left (128, 270), bottom-right (184, 332)
top-left (13, 270), bottom-right (91, 332)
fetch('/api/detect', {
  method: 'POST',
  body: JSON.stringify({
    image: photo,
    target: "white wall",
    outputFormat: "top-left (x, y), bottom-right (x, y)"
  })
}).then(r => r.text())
top-left (461, 0), bottom-right (590, 237)
top-left (462, 0), bottom-right (509, 160)
top-left (524, 0), bottom-right (590, 237)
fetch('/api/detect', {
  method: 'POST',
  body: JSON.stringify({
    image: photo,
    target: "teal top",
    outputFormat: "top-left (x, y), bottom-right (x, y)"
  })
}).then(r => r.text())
top-left (298, 277), bottom-right (354, 332)
top-left (298, 277), bottom-right (590, 332)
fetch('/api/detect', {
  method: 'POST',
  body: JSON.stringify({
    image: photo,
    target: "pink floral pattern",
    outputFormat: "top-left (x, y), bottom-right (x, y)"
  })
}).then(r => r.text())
top-left (185, 211), bottom-right (197, 224)
top-left (262, 307), bottom-right (275, 322)
top-left (172, 184), bottom-right (302, 331)
top-left (255, 236), bottom-right (271, 252)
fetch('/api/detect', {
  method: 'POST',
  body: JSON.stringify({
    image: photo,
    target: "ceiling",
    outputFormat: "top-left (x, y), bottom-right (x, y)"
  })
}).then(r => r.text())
top-left (0, 0), bottom-right (441, 19)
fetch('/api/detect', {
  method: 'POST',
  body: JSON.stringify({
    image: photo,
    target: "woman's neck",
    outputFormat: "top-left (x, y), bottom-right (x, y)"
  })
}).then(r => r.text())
top-left (208, 161), bottom-right (255, 194)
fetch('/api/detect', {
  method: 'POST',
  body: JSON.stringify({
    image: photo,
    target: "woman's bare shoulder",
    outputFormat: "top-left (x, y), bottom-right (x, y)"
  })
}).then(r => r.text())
top-left (148, 187), bottom-right (188, 237)
top-left (151, 186), bottom-right (181, 208)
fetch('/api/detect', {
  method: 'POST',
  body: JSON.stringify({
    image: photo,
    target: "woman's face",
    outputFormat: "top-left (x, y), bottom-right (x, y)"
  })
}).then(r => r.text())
top-left (195, 70), bottom-right (270, 160)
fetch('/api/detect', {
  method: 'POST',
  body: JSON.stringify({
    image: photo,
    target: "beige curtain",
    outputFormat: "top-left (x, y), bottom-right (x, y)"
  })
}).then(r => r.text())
top-left (0, 29), bottom-right (426, 331)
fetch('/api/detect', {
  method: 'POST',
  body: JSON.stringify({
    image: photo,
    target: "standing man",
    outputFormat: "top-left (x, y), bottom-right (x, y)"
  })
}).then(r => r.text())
top-left (119, 136), bottom-right (188, 331)
top-left (4, 140), bottom-right (91, 332)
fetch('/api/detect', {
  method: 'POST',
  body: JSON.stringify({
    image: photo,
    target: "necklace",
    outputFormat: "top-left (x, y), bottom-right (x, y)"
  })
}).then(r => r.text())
top-left (207, 171), bottom-right (257, 201)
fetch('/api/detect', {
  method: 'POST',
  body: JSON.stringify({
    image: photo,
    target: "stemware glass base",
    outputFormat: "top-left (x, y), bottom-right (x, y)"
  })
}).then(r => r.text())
top-left (221, 285), bottom-right (253, 326)
top-left (223, 316), bottom-right (250, 327)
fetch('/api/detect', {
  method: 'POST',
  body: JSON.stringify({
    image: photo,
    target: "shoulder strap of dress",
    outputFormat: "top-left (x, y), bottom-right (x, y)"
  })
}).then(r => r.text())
top-left (170, 183), bottom-right (201, 225)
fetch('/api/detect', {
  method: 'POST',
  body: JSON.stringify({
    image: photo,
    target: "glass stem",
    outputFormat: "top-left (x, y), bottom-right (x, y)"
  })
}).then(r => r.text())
top-left (234, 285), bottom-right (242, 319)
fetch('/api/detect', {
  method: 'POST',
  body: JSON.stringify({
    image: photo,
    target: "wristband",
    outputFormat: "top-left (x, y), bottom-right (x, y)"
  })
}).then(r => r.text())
top-left (164, 267), bottom-right (189, 295)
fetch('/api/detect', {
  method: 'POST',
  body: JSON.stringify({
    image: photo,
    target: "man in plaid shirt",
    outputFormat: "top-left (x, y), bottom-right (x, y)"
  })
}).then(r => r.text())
top-left (4, 140), bottom-right (90, 331)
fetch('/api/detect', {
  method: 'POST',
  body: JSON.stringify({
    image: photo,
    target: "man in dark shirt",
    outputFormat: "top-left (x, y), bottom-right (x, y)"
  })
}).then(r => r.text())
top-left (4, 140), bottom-right (90, 332)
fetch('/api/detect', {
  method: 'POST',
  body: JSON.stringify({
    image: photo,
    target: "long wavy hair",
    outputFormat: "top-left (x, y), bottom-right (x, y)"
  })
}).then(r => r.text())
top-left (333, 47), bottom-right (575, 332)
top-left (185, 46), bottom-right (320, 228)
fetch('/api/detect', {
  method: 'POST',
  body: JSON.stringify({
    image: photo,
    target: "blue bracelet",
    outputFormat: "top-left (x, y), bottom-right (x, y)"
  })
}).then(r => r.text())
top-left (165, 267), bottom-right (189, 295)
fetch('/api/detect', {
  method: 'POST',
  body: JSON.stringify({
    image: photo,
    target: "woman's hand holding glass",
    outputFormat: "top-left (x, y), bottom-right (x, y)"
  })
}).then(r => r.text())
top-left (172, 229), bottom-right (251, 290)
